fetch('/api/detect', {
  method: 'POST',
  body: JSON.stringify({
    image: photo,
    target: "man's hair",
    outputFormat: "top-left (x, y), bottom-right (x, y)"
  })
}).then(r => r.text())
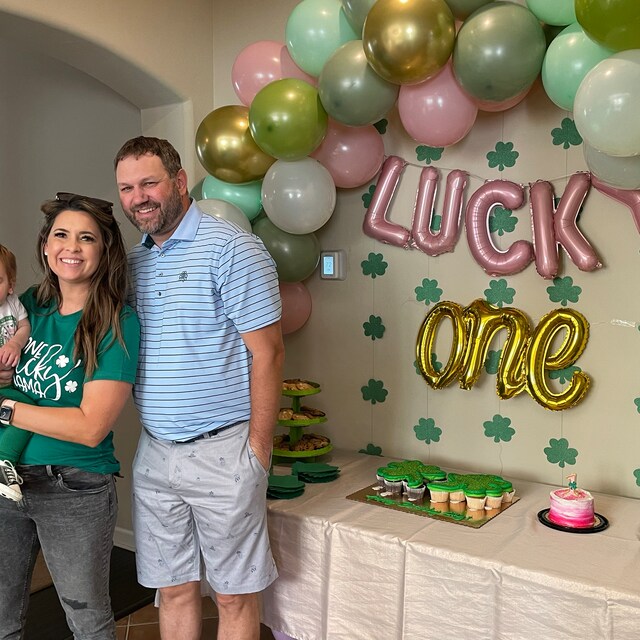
top-left (0, 244), bottom-right (17, 285)
top-left (114, 136), bottom-right (183, 177)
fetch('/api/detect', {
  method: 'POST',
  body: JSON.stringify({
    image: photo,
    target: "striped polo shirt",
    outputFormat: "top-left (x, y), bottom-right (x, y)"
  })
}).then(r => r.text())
top-left (127, 200), bottom-right (281, 440)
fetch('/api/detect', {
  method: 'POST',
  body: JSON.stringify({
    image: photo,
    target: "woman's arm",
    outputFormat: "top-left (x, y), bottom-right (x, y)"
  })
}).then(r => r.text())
top-left (7, 379), bottom-right (132, 447)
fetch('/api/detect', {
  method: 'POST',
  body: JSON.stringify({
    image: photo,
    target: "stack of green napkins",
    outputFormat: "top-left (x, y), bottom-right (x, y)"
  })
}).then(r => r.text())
top-left (292, 462), bottom-right (340, 483)
top-left (267, 474), bottom-right (305, 499)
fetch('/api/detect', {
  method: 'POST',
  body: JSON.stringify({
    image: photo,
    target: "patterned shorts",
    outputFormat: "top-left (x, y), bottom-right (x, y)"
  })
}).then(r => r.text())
top-left (132, 424), bottom-right (277, 594)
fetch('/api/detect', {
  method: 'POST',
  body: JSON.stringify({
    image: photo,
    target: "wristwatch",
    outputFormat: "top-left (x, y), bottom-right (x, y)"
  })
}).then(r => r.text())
top-left (0, 397), bottom-right (17, 425)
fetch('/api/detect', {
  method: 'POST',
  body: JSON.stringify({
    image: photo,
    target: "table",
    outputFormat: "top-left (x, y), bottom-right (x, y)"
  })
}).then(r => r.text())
top-left (262, 450), bottom-right (640, 640)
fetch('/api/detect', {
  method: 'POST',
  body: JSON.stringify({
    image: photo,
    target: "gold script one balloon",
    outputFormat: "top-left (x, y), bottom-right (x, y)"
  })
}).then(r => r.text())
top-left (195, 105), bottom-right (275, 184)
top-left (363, 0), bottom-right (455, 85)
top-left (525, 308), bottom-right (590, 411)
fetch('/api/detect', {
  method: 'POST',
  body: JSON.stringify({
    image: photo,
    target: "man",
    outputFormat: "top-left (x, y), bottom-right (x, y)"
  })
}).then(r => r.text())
top-left (114, 136), bottom-right (284, 640)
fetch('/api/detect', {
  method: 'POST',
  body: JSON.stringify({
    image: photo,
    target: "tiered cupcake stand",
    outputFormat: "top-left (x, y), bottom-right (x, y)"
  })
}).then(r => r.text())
top-left (273, 381), bottom-right (332, 462)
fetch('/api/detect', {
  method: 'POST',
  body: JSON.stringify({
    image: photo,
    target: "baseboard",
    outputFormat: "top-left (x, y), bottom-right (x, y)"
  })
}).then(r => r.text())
top-left (114, 526), bottom-right (136, 551)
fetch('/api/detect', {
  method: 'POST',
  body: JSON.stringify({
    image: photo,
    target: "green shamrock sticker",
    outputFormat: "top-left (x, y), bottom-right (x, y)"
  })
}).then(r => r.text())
top-left (361, 253), bottom-right (388, 278)
top-left (548, 365), bottom-right (581, 384)
top-left (634, 398), bottom-right (640, 413)
top-left (484, 279), bottom-right (516, 307)
top-left (414, 417), bottom-right (442, 444)
top-left (362, 184), bottom-right (376, 209)
top-left (359, 443), bottom-right (383, 456)
top-left (547, 276), bottom-right (581, 306)
top-left (634, 469), bottom-right (640, 487)
top-left (483, 414), bottom-right (515, 443)
top-left (416, 145), bottom-right (444, 165)
top-left (544, 437), bottom-right (578, 468)
top-left (373, 119), bottom-right (388, 134)
top-left (489, 206), bottom-right (518, 236)
top-left (361, 379), bottom-right (388, 404)
top-left (413, 353), bottom-right (442, 375)
top-left (485, 349), bottom-right (501, 375)
top-left (363, 315), bottom-right (385, 340)
top-left (431, 213), bottom-right (442, 232)
top-left (551, 118), bottom-right (582, 149)
top-left (486, 141), bottom-right (519, 171)
top-left (415, 278), bottom-right (443, 305)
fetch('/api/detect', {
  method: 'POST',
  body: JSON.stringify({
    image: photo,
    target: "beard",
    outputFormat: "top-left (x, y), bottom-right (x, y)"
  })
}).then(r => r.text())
top-left (125, 184), bottom-right (184, 236)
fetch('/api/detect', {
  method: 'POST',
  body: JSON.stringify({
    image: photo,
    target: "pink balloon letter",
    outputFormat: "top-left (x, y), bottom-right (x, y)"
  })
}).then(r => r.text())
top-left (529, 180), bottom-right (558, 279)
top-left (363, 156), bottom-right (411, 248)
top-left (465, 180), bottom-right (534, 276)
top-left (592, 175), bottom-right (640, 235)
top-left (411, 168), bottom-right (468, 256)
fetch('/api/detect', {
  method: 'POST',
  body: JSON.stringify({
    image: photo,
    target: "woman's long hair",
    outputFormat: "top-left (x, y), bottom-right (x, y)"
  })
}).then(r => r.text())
top-left (36, 194), bottom-right (128, 377)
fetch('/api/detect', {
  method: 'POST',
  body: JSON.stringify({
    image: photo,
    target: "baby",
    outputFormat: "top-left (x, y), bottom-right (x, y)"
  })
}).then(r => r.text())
top-left (0, 244), bottom-right (31, 501)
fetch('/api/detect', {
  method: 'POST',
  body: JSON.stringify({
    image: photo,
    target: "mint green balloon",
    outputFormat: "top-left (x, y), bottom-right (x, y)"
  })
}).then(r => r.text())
top-left (526, 0), bottom-right (575, 27)
top-left (249, 79), bottom-right (328, 161)
top-left (542, 23), bottom-right (612, 111)
top-left (201, 174), bottom-right (262, 220)
top-left (286, 0), bottom-right (359, 77)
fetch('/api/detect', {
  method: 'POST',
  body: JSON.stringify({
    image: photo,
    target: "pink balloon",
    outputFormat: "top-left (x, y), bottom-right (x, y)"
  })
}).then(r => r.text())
top-left (362, 156), bottom-right (411, 248)
top-left (592, 175), bottom-right (640, 235)
top-left (232, 41), bottom-right (316, 106)
top-left (465, 180), bottom-right (534, 276)
top-left (411, 167), bottom-right (468, 255)
top-left (398, 63), bottom-right (478, 147)
top-left (311, 120), bottom-right (384, 189)
top-left (529, 180), bottom-right (558, 279)
top-left (279, 281), bottom-right (312, 335)
top-left (474, 85), bottom-right (531, 112)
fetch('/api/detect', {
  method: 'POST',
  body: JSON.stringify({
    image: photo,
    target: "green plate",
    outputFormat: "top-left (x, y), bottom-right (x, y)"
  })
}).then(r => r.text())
top-left (292, 462), bottom-right (338, 474)
top-left (278, 416), bottom-right (327, 427)
top-left (268, 475), bottom-right (306, 491)
top-left (273, 443), bottom-right (333, 458)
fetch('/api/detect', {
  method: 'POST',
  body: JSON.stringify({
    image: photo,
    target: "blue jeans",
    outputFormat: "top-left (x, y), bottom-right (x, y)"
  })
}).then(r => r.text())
top-left (0, 465), bottom-right (117, 640)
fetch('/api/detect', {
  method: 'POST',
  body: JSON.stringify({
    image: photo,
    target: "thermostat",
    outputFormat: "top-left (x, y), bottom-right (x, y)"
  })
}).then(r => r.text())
top-left (320, 250), bottom-right (346, 280)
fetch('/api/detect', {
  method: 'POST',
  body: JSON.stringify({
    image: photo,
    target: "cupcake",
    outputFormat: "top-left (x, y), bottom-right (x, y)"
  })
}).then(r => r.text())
top-left (485, 487), bottom-right (504, 510)
top-left (464, 489), bottom-right (487, 510)
top-left (382, 478), bottom-right (403, 496)
top-left (405, 481), bottom-right (426, 502)
top-left (427, 482), bottom-right (450, 503)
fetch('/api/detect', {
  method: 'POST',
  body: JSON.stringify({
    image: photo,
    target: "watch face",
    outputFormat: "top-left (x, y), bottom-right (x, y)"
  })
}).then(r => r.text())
top-left (0, 405), bottom-right (12, 423)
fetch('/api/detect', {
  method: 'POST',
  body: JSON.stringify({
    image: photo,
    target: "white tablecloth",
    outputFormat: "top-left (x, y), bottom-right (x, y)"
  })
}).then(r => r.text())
top-left (262, 450), bottom-right (640, 640)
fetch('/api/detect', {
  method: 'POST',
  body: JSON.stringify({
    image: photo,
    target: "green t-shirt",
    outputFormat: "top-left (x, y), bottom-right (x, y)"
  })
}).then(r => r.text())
top-left (0, 287), bottom-right (140, 473)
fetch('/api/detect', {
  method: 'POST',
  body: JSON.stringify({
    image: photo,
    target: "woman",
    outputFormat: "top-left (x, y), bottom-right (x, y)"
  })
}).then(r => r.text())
top-left (0, 193), bottom-right (140, 640)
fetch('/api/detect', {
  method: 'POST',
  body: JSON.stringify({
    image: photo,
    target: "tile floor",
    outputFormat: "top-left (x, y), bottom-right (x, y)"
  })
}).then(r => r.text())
top-left (115, 598), bottom-right (276, 639)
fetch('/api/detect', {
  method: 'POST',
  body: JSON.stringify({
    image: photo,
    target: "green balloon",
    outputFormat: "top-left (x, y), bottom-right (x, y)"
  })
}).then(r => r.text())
top-left (201, 174), bottom-right (262, 220)
top-left (542, 23), bottom-right (612, 112)
top-left (252, 217), bottom-right (320, 282)
top-left (190, 178), bottom-right (205, 202)
top-left (319, 40), bottom-right (399, 126)
top-left (453, 3), bottom-right (546, 102)
top-left (249, 79), bottom-right (328, 161)
top-left (341, 0), bottom-right (377, 35)
top-left (576, 0), bottom-right (640, 52)
top-left (443, 0), bottom-right (494, 20)
top-left (526, 0), bottom-right (575, 27)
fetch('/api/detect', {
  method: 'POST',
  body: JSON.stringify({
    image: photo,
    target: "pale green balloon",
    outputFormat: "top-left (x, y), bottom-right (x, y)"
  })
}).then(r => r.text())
top-left (318, 40), bottom-right (399, 126)
top-left (285, 0), bottom-right (359, 77)
top-left (584, 143), bottom-right (640, 190)
top-left (252, 217), bottom-right (320, 282)
top-left (201, 175), bottom-right (262, 220)
top-left (526, 0), bottom-right (576, 27)
top-left (341, 0), bottom-right (376, 35)
top-left (453, 2), bottom-right (546, 102)
top-left (574, 50), bottom-right (640, 157)
top-left (542, 23), bottom-right (612, 112)
top-left (443, 0), bottom-right (494, 21)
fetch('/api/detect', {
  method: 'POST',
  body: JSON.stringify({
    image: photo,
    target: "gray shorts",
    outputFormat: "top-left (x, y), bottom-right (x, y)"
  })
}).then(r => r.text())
top-left (132, 424), bottom-right (277, 594)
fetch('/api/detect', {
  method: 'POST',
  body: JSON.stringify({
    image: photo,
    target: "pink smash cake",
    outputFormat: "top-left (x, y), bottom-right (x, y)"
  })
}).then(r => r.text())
top-left (548, 474), bottom-right (594, 528)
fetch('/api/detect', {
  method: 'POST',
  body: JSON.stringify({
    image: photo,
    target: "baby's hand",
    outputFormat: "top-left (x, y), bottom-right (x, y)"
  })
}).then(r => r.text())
top-left (0, 342), bottom-right (21, 368)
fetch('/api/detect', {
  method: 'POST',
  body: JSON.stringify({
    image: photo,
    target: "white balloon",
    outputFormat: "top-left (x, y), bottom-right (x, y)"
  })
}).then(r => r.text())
top-left (584, 144), bottom-right (640, 190)
top-left (574, 50), bottom-right (640, 157)
top-left (261, 158), bottom-right (336, 234)
top-left (197, 199), bottom-right (252, 233)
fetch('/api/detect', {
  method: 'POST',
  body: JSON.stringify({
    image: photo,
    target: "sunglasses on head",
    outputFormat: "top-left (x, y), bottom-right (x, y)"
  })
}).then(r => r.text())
top-left (55, 192), bottom-right (113, 214)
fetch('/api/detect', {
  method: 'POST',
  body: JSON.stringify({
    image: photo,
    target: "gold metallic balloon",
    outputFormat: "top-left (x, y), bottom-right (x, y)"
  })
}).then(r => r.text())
top-left (363, 0), bottom-right (455, 85)
top-left (195, 105), bottom-right (275, 184)
top-left (525, 309), bottom-right (590, 411)
top-left (416, 301), bottom-right (466, 389)
top-left (459, 299), bottom-right (531, 398)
